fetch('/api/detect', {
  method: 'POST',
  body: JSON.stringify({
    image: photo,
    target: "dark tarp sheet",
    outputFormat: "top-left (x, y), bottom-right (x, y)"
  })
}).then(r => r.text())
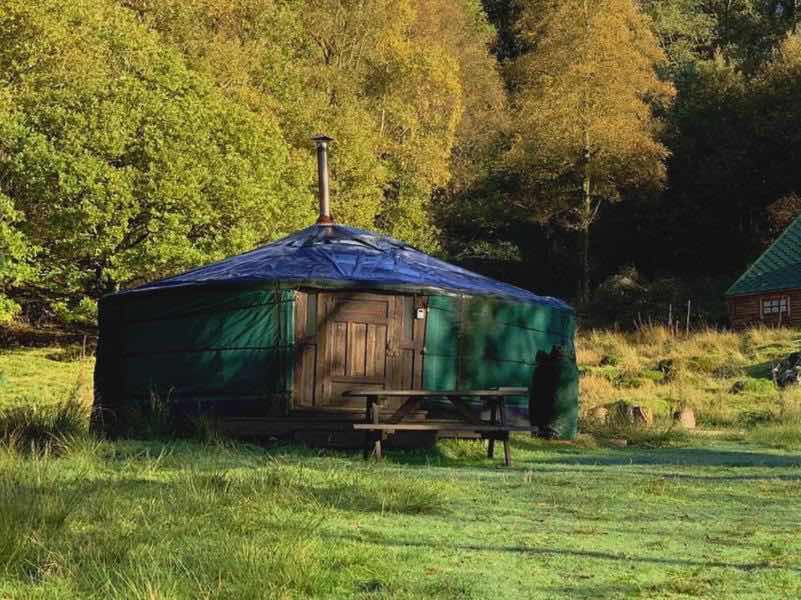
top-left (124, 224), bottom-right (572, 311)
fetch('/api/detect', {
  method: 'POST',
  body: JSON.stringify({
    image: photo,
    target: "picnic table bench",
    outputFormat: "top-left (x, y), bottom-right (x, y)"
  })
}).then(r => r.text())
top-left (343, 388), bottom-right (532, 466)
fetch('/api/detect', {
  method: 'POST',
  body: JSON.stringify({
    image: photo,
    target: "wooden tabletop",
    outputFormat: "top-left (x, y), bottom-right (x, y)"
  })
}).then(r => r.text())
top-left (343, 388), bottom-right (528, 398)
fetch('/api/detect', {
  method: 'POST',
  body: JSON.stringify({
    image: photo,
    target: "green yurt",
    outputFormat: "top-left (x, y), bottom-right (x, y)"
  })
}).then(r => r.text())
top-left (93, 140), bottom-right (577, 442)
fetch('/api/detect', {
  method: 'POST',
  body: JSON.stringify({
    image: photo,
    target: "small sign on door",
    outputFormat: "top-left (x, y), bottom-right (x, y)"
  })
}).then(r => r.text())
top-left (416, 307), bottom-right (426, 320)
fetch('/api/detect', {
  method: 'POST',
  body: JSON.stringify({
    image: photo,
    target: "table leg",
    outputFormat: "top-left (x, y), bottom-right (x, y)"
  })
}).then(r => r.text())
top-left (499, 397), bottom-right (511, 467)
top-left (363, 398), bottom-right (374, 460)
top-left (487, 400), bottom-right (497, 458)
top-left (372, 398), bottom-right (383, 460)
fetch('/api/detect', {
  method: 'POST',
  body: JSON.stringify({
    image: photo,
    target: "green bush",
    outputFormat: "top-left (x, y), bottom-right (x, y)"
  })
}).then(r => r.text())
top-left (641, 369), bottom-right (666, 383)
top-left (0, 297), bottom-right (21, 325)
top-left (51, 298), bottom-right (98, 328)
top-left (730, 378), bottom-right (776, 395)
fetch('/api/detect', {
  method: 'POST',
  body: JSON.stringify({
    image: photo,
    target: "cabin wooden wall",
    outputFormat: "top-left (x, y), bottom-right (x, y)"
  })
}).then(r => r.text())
top-left (728, 290), bottom-right (801, 328)
top-left (293, 291), bottom-right (319, 407)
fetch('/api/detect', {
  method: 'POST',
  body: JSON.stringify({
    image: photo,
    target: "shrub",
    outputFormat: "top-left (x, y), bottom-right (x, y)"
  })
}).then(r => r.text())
top-left (730, 378), bottom-right (776, 395)
top-left (0, 296), bottom-right (21, 325)
top-left (52, 297), bottom-right (98, 328)
top-left (0, 396), bottom-right (89, 451)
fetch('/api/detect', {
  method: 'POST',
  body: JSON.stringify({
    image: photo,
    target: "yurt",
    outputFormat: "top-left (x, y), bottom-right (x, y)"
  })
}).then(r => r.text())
top-left (93, 137), bottom-right (577, 442)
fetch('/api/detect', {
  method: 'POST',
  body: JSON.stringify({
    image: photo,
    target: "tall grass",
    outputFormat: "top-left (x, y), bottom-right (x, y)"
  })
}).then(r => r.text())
top-left (0, 396), bottom-right (89, 452)
top-left (747, 418), bottom-right (801, 449)
top-left (0, 360), bottom-right (92, 451)
top-left (578, 324), bottom-right (801, 436)
top-left (744, 389), bottom-right (801, 449)
top-left (0, 436), bottom-right (453, 598)
top-left (579, 414), bottom-right (693, 448)
top-left (0, 447), bottom-right (86, 577)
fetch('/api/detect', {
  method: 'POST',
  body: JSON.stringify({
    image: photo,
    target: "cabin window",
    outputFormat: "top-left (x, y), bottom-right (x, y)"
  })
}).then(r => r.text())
top-left (761, 296), bottom-right (789, 317)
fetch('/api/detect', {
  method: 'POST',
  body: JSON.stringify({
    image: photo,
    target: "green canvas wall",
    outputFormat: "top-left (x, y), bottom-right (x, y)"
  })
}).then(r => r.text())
top-left (422, 294), bottom-right (576, 423)
top-left (93, 284), bottom-right (577, 437)
top-left (93, 286), bottom-right (294, 435)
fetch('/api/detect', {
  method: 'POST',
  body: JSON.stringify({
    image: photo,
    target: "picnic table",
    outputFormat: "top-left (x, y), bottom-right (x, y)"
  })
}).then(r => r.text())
top-left (343, 388), bottom-right (532, 466)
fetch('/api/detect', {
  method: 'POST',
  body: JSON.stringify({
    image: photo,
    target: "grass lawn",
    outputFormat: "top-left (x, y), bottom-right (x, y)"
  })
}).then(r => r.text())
top-left (0, 346), bottom-right (93, 408)
top-left (1, 438), bottom-right (800, 599)
top-left (2, 332), bottom-right (801, 599)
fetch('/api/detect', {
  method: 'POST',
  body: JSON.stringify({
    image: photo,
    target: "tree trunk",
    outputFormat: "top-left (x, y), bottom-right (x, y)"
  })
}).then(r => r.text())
top-left (581, 224), bottom-right (590, 305)
top-left (580, 196), bottom-right (591, 304)
top-left (580, 131), bottom-right (592, 305)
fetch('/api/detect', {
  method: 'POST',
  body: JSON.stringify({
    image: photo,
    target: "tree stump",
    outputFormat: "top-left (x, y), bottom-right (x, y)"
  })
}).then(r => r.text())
top-left (632, 405), bottom-right (653, 427)
top-left (673, 407), bottom-right (696, 429)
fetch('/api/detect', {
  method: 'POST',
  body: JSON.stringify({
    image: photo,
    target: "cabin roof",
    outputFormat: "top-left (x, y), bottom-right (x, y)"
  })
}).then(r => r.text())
top-left (727, 214), bottom-right (801, 297)
top-left (123, 224), bottom-right (573, 311)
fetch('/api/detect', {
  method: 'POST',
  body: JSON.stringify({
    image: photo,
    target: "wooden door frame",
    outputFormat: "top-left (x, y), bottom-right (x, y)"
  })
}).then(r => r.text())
top-left (315, 291), bottom-right (400, 407)
top-left (292, 289), bottom-right (427, 409)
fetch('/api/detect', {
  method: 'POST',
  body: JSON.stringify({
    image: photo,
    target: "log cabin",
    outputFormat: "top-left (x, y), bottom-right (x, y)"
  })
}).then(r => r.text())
top-left (726, 214), bottom-right (801, 328)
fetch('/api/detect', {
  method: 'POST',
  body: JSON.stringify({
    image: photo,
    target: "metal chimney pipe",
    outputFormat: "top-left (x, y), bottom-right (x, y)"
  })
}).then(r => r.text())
top-left (312, 134), bottom-right (334, 224)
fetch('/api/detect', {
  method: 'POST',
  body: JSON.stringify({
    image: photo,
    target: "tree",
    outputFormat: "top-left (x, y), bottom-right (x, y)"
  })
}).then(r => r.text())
top-left (641, 0), bottom-right (717, 72)
top-left (506, 0), bottom-right (674, 302)
top-left (0, 0), bottom-right (309, 308)
top-left (0, 90), bottom-right (35, 323)
top-left (122, 0), bottom-right (473, 250)
top-left (0, 193), bottom-right (32, 323)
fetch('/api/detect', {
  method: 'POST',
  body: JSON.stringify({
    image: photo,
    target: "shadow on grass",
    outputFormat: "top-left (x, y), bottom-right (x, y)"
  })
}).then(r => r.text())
top-left (532, 465), bottom-right (801, 482)
top-left (361, 437), bottom-right (801, 470)
top-left (326, 532), bottom-right (801, 574)
top-left (539, 447), bottom-right (801, 468)
top-left (259, 438), bottom-right (801, 472)
top-left (110, 436), bottom-right (800, 474)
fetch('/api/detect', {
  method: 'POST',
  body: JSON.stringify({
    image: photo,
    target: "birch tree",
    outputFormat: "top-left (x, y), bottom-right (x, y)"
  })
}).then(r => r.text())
top-left (508, 0), bottom-right (674, 302)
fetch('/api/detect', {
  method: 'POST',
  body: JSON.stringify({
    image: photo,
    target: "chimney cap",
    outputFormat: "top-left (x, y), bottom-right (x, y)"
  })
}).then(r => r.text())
top-left (312, 134), bottom-right (334, 144)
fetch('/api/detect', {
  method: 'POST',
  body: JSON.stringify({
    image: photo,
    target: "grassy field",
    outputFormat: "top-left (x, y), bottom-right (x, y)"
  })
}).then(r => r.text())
top-left (0, 346), bottom-right (93, 408)
top-left (1, 437), bottom-right (800, 599)
top-left (578, 325), bottom-right (801, 448)
top-left (0, 327), bottom-right (800, 599)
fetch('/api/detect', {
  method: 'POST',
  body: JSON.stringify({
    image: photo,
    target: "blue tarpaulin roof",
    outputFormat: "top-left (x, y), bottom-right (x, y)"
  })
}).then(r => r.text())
top-left (127, 224), bottom-right (572, 310)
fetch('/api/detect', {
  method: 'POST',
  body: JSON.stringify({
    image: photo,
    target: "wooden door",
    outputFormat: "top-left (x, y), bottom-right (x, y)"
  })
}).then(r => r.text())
top-left (312, 292), bottom-right (426, 409)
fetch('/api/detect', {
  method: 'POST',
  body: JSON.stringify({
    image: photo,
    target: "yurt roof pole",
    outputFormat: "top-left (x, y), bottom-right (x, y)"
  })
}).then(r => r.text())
top-left (313, 134), bottom-right (334, 225)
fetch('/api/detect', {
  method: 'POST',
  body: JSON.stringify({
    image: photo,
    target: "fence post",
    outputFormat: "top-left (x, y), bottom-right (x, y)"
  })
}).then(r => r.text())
top-left (685, 300), bottom-right (691, 336)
